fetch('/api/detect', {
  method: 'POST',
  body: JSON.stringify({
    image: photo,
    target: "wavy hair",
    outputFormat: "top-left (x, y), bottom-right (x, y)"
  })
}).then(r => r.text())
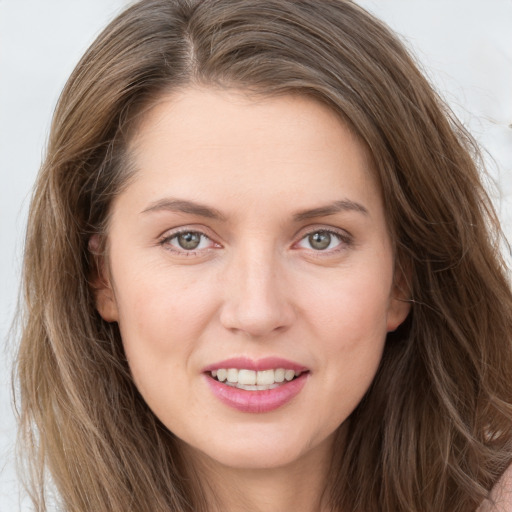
top-left (16, 0), bottom-right (512, 510)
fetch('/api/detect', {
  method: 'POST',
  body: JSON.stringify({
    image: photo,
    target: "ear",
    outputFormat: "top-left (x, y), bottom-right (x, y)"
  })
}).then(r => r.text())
top-left (89, 235), bottom-right (119, 323)
top-left (386, 262), bottom-right (412, 332)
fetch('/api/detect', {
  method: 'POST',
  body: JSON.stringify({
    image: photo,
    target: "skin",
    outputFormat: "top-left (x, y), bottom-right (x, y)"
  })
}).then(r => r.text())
top-left (94, 87), bottom-right (411, 512)
top-left (478, 464), bottom-right (512, 511)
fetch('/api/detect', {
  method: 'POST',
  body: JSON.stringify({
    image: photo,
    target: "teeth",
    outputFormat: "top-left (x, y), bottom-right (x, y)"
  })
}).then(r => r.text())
top-left (257, 370), bottom-right (274, 386)
top-left (210, 367), bottom-right (304, 388)
top-left (274, 368), bottom-right (285, 383)
top-left (226, 382), bottom-right (281, 391)
top-left (227, 368), bottom-right (238, 383)
top-left (285, 369), bottom-right (295, 381)
top-left (238, 369), bottom-right (256, 385)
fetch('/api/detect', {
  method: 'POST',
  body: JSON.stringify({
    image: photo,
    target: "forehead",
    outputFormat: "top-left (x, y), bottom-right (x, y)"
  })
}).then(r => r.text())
top-left (121, 87), bottom-right (380, 219)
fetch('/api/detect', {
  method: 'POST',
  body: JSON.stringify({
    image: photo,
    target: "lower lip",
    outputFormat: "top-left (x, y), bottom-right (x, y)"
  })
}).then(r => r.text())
top-left (204, 373), bottom-right (309, 413)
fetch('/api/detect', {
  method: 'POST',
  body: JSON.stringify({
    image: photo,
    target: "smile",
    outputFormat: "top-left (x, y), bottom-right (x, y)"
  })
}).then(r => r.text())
top-left (203, 358), bottom-right (309, 413)
top-left (210, 368), bottom-right (303, 390)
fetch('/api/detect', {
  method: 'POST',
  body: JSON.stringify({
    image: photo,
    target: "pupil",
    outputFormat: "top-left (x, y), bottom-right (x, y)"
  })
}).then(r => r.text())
top-left (309, 231), bottom-right (331, 250)
top-left (178, 232), bottom-right (201, 250)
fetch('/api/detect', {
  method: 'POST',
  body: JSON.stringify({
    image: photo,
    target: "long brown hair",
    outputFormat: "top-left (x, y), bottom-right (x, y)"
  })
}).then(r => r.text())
top-left (16, 1), bottom-right (512, 510)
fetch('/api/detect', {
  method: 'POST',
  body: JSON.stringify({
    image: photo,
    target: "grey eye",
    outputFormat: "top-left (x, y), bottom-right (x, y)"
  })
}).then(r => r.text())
top-left (308, 231), bottom-right (332, 250)
top-left (177, 232), bottom-right (202, 250)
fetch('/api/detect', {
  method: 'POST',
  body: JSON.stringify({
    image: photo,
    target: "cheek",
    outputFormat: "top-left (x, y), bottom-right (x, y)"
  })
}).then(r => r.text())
top-left (112, 267), bottom-right (219, 391)
top-left (318, 284), bottom-right (388, 386)
top-left (115, 260), bottom-right (214, 334)
top-left (302, 267), bottom-right (391, 418)
top-left (305, 265), bottom-right (393, 344)
top-left (114, 288), bottom-right (206, 428)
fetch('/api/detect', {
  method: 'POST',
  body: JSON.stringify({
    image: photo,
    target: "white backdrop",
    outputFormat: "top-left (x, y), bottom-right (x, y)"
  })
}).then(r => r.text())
top-left (1, 1), bottom-right (511, 510)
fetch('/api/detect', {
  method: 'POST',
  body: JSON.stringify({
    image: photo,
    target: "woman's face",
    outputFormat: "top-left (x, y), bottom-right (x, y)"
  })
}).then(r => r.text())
top-left (95, 88), bottom-right (410, 472)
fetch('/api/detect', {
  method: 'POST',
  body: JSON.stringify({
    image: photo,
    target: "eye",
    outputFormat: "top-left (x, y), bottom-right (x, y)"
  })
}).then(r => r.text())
top-left (296, 229), bottom-right (350, 252)
top-left (162, 230), bottom-right (217, 252)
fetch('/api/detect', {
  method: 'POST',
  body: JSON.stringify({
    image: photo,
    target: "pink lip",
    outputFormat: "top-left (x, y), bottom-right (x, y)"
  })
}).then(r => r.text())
top-left (202, 357), bottom-right (310, 413)
top-left (204, 373), bottom-right (308, 413)
top-left (202, 356), bottom-right (308, 373)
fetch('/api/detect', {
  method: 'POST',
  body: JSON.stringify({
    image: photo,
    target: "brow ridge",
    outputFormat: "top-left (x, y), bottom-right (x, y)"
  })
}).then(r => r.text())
top-left (141, 198), bottom-right (226, 220)
top-left (141, 197), bottom-right (367, 222)
top-left (293, 199), bottom-right (368, 222)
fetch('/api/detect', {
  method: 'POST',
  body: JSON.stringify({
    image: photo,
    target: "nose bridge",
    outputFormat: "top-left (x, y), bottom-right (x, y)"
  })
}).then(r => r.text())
top-left (220, 237), bottom-right (294, 337)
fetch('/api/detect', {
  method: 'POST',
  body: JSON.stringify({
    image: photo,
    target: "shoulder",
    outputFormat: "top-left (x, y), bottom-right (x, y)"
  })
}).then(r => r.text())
top-left (478, 464), bottom-right (512, 512)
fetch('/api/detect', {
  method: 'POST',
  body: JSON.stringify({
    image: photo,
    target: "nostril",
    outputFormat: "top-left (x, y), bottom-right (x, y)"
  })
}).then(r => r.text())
top-left (219, 297), bottom-right (296, 338)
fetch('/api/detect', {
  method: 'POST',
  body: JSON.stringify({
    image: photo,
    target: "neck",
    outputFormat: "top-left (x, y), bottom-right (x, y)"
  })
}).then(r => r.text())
top-left (183, 434), bottom-right (337, 512)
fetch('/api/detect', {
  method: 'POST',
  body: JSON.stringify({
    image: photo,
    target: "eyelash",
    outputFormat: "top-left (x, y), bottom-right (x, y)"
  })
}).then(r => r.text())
top-left (159, 229), bottom-right (219, 256)
top-left (294, 228), bottom-right (353, 255)
top-left (159, 226), bottom-right (353, 256)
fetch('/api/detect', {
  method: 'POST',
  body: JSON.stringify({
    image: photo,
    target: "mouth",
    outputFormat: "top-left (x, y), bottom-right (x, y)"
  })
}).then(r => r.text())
top-left (208, 368), bottom-right (307, 391)
top-left (203, 357), bottom-right (310, 412)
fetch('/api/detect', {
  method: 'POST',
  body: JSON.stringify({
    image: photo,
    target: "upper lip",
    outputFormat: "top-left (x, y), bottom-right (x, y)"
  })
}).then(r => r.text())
top-left (202, 357), bottom-right (308, 373)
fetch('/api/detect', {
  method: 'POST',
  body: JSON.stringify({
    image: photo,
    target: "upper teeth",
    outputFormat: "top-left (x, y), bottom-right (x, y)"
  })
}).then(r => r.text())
top-left (211, 368), bottom-right (299, 386)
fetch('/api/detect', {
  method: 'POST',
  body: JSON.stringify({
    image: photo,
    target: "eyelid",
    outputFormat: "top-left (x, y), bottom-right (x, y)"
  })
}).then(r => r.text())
top-left (157, 224), bottom-right (353, 256)
top-left (158, 225), bottom-right (222, 254)
top-left (293, 225), bottom-right (354, 253)
top-left (158, 224), bottom-right (220, 241)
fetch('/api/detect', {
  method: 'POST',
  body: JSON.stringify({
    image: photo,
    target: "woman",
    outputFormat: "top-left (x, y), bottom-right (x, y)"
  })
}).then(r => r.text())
top-left (16, 0), bottom-right (512, 510)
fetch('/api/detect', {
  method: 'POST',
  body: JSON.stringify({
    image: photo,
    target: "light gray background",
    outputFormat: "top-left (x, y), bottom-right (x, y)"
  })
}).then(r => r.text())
top-left (1, 1), bottom-right (511, 510)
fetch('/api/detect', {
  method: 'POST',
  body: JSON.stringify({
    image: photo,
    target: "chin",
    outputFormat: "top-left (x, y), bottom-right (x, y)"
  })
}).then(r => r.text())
top-left (184, 427), bottom-right (333, 472)
top-left (204, 448), bottom-right (304, 471)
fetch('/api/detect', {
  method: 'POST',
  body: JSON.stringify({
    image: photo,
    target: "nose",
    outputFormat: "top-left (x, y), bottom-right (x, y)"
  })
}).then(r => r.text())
top-left (219, 244), bottom-right (296, 338)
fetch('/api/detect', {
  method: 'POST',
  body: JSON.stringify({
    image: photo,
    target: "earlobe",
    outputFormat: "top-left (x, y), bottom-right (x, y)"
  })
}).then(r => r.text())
top-left (94, 284), bottom-right (119, 323)
top-left (89, 235), bottom-right (119, 323)
top-left (386, 265), bottom-right (412, 332)
top-left (386, 295), bottom-right (411, 332)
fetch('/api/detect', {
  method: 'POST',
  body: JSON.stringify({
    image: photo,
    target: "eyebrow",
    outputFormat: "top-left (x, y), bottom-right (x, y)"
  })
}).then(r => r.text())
top-left (292, 199), bottom-right (368, 221)
top-left (141, 198), bottom-right (227, 220)
top-left (141, 197), bottom-right (368, 222)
